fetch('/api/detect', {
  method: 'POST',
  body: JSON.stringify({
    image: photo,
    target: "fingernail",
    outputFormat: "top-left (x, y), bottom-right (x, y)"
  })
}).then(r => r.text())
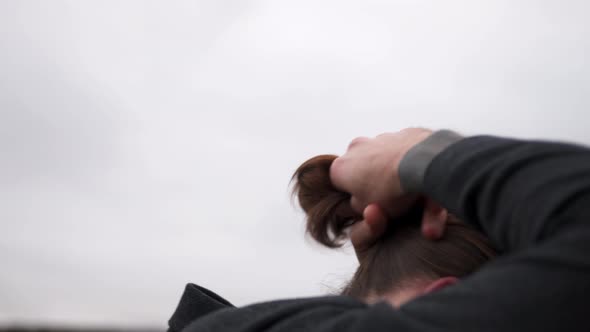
top-left (422, 225), bottom-right (438, 239)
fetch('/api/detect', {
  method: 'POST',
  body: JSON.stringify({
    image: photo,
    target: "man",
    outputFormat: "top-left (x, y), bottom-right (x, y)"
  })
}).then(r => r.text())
top-left (169, 128), bottom-right (590, 332)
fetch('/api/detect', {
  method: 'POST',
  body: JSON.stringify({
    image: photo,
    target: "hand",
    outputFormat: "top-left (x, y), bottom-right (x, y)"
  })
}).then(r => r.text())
top-left (349, 204), bottom-right (388, 261)
top-left (330, 128), bottom-right (449, 258)
top-left (329, 128), bottom-right (433, 218)
top-left (351, 200), bottom-right (449, 261)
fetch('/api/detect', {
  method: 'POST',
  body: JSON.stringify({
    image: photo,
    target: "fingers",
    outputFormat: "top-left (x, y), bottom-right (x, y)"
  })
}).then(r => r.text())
top-left (421, 218), bottom-right (446, 240)
top-left (350, 196), bottom-right (365, 214)
top-left (328, 156), bottom-right (349, 192)
top-left (329, 136), bottom-right (372, 194)
top-left (350, 204), bottom-right (388, 261)
top-left (421, 198), bottom-right (448, 240)
top-left (351, 199), bottom-right (446, 262)
top-left (363, 204), bottom-right (388, 235)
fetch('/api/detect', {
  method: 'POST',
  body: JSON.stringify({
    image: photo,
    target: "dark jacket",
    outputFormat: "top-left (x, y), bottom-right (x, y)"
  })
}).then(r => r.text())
top-left (169, 132), bottom-right (590, 332)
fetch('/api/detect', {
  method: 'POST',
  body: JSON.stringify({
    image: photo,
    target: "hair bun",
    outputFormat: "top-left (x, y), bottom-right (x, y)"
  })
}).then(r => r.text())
top-left (292, 155), bottom-right (362, 248)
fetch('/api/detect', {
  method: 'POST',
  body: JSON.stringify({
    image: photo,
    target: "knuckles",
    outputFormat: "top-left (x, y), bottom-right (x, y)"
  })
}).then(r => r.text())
top-left (347, 136), bottom-right (369, 150)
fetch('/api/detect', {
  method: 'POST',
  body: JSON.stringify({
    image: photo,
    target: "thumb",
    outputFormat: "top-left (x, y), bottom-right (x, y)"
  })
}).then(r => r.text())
top-left (350, 204), bottom-right (388, 261)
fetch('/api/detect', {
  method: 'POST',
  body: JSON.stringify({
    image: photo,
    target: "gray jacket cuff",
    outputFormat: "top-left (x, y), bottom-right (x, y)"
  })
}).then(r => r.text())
top-left (398, 130), bottom-right (464, 193)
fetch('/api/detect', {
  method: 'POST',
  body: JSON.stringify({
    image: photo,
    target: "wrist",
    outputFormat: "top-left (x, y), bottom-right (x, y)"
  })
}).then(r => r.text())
top-left (398, 130), bottom-right (464, 193)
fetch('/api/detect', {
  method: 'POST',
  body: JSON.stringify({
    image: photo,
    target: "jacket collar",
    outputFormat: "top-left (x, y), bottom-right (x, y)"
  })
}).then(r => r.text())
top-left (168, 283), bottom-right (234, 332)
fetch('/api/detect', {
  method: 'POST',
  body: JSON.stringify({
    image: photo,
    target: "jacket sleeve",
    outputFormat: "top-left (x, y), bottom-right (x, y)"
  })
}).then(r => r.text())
top-left (182, 135), bottom-right (590, 332)
top-left (382, 135), bottom-right (590, 332)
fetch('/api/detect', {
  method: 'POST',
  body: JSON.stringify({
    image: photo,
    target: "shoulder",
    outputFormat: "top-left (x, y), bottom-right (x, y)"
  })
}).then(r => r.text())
top-left (181, 294), bottom-right (370, 332)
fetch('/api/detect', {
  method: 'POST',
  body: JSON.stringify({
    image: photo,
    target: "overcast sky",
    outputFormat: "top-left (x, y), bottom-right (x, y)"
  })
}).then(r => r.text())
top-left (1, 0), bottom-right (589, 328)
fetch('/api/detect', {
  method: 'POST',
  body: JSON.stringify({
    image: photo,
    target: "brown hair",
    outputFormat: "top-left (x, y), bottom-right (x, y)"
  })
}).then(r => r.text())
top-left (292, 155), bottom-right (496, 299)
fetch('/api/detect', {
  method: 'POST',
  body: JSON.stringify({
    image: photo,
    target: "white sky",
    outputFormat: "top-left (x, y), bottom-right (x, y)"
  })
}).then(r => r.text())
top-left (0, 0), bottom-right (589, 328)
